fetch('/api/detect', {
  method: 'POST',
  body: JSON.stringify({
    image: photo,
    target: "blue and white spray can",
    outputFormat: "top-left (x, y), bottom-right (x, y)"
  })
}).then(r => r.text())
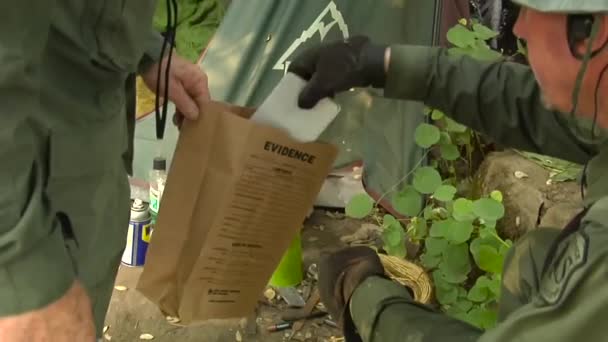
top-left (121, 199), bottom-right (153, 267)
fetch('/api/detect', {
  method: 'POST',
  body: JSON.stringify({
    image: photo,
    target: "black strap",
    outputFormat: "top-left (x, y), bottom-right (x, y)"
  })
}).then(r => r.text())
top-left (155, 0), bottom-right (179, 140)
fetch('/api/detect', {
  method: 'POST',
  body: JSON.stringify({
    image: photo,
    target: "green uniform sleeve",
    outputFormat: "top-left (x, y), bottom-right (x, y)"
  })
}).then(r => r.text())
top-left (0, 1), bottom-right (76, 316)
top-left (478, 209), bottom-right (608, 342)
top-left (350, 201), bottom-right (608, 342)
top-left (138, 29), bottom-right (165, 75)
top-left (350, 276), bottom-right (482, 342)
top-left (384, 45), bottom-right (595, 165)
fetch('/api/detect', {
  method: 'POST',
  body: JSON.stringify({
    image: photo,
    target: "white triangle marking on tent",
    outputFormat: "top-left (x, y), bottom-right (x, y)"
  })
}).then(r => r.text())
top-left (273, 1), bottom-right (350, 74)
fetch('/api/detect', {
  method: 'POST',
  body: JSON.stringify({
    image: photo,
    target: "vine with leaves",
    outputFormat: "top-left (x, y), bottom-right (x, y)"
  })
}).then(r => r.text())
top-left (344, 19), bottom-right (516, 329)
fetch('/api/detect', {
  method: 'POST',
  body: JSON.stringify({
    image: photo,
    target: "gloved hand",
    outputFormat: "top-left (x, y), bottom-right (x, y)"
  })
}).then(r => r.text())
top-left (318, 246), bottom-right (388, 340)
top-left (288, 35), bottom-right (388, 109)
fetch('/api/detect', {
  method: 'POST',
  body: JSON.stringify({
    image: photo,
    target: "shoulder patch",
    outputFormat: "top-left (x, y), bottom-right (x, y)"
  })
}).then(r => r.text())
top-left (538, 230), bottom-right (589, 305)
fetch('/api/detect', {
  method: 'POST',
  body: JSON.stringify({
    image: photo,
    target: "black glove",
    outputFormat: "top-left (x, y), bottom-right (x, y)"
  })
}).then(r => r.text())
top-left (288, 35), bottom-right (388, 109)
top-left (318, 246), bottom-right (388, 341)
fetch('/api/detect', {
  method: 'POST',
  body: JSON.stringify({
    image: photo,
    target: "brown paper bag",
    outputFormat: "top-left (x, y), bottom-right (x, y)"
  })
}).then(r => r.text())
top-left (136, 101), bottom-right (338, 324)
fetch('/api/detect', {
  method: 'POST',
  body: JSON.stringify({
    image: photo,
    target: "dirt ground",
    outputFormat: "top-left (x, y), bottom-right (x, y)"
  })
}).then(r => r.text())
top-left (103, 209), bottom-right (364, 342)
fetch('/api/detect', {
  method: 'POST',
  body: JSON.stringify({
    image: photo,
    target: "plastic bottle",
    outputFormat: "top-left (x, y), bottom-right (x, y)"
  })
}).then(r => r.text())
top-left (149, 157), bottom-right (167, 222)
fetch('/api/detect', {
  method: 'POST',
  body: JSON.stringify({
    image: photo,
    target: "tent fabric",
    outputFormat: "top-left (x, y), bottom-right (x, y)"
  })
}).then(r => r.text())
top-left (132, 0), bottom-right (471, 214)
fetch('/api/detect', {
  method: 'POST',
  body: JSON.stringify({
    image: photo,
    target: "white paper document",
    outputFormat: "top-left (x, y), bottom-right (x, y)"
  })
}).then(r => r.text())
top-left (251, 73), bottom-right (341, 142)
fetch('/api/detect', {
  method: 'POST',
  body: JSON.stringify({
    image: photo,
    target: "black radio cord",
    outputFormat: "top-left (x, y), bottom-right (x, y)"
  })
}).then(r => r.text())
top-left (155, 0), bottom-right (179, 140)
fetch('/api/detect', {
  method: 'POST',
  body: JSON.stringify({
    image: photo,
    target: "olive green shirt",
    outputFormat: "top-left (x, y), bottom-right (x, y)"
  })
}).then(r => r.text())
top-left (348, 45), bottom-right (608, 341)
top-left (0, 1), bottom-right (162, 316)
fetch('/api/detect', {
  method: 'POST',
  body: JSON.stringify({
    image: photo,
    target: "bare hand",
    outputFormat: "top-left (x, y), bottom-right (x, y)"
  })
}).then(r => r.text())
top-left (0, 281), bottom-right (95, 342)
top-left (141, 51), bottom-right (211, 125)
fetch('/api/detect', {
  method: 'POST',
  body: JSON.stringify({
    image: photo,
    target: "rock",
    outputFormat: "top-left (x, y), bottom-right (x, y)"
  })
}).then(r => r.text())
top-left (307, 264), bottom-right (319, 281)
top-left (264, 288), bottom-right (276, 301)
top-left (477, 150), bottom-right (583, 240)
top-left (540, 202), bottom-right (582, 228)
top-left (340, 223), bottom-right (381, 245)
top-left (239, 318), bottom-right (248, 330)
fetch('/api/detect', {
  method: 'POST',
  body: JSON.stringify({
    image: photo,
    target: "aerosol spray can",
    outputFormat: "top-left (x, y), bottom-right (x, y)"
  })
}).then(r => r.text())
top-left (121, 199), bottom-right (153, 267)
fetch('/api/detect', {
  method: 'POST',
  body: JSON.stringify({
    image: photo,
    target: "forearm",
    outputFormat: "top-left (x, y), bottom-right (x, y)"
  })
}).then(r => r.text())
top-left (350, 277), bottom-right (482, 342)
top-left (0, 281), bottom-right (95, 342)
top-left (382, 45), bottom-right (594, 164)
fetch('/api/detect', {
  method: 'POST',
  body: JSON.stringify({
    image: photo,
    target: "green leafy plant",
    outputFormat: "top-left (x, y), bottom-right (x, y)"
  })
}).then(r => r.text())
top-left (516, 38), bottom-right (528, 58)
top-left (517, 150), bottom-right (583, 183)
top-left (447, 18), bottom-right (503, 61)
top-left (345, 19), bottom-right (514, 330)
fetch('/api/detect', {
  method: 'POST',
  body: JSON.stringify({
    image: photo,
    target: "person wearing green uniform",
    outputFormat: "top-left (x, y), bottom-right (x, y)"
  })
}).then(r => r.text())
top-left (0, 2), bottom-right (209, 341)
top-left (290, 1), bottom-right (608, 341)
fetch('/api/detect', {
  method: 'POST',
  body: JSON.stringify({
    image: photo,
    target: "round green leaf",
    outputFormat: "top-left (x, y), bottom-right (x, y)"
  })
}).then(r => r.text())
top-left (454, 131), bottom-right (472, 145)
top-left (445, 117), bottom-right (468, 133)
top-left (477, 245), bottom-right (503, 274)
top-left (434, 275), bottom-right (459, 305)
top-left (472, 23), bottom-right (499, 40)
top-left (383, 214), bottom-right (399, 226)
top-left (447, 219), bottom-right (475, 244)
top-left (393, 187), bottom-right (423, 216)
top-left (408, 217), bottom-right (428, 240)
top-left (481, 220), bottom-right (497, 230)
top-left (382, 215), bottom-right (406, 257)
top-left (446, 24), bottom-right (476, 48)
top-left (517, 38), bottom-right (528, 56)
top-left (452, 198), bottom-right (476, 222)
top-left (414, 123), bottom-right (441, 148)
top-left (490, 190), bottom-right (503, 203)
top-left (439, 132), bottom-right (452, 145)
top-left (440, 144), bottom-right (460, 161)
top-left (454, 299), bottom-right (473, 312)
top-left (430, 220), bottom-right (450, 238)
top-left (499, 240), bottom-right (513, 257)
top-left (425, 237), bottom-right (448, 256)
top-left (431, 110), bottom-right (445, 120)
top-left (488, 275), bottom-right (501, 297)
top-left (423, 205), bottom-right (436, 220)
top-left (433, 185), bottom-right (457, 202)
top-left (437, 286), bottom-right (458, 305)
top-left (345, 193), bottom-right (374, 218)
top-left (440, 262), bottom-right (469, 284)
top-left (467, 307), bottom-right (498, 329)
top-left (440, 243), bottom-right (471, 283)
top-left (470, 236), bottom-right (502, 260)
top-left (420, 253), bottom-right (441, 268)
top-left (471, 44), bottom-right (503, 61)
top-left (467, 277), bottom-right (490, 302)
top-left (457, 286), bottom-right (468, 298)
top-left (476, 275), bottom-right (492, 287)
top-left (444, 243), bottom-right (471, 272)
top-left (382, 222), bottom-right (403, 247)
top-left (413, 167), bottom-right (443, 194)
top-left (446, 306), bottom-right (470, 322)
top-left (469, 237), bottom-right (482, 257)
top-left (478, 226), bottom-right (495, 240)
top-left (384, 242), bottom-right (407, 258)
top-left (473, 198), bottom-right (505, 221)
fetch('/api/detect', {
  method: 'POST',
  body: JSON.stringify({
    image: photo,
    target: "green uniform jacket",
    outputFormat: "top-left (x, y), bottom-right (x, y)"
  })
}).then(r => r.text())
top-left (348, 45), bottom-right (608, 341)
top-left (0, 1), bottom-right (162, 319)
